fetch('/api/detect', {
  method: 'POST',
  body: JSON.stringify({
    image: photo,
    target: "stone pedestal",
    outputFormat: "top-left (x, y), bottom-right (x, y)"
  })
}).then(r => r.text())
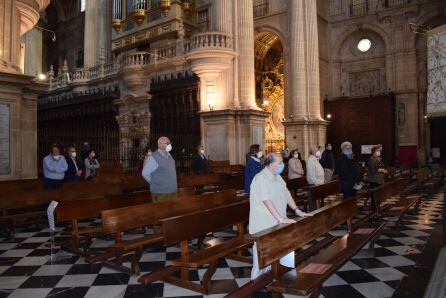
top-left (284, 119), bottom-right (328, 159)
top-left (0, 72), bottom-right (45, 181)
top-left (201, 109), bottom-right (266, 164)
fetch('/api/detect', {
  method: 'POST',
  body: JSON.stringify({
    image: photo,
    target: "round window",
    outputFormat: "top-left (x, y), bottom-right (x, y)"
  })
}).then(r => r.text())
top-left (357, 38), bottom-right (372, 52)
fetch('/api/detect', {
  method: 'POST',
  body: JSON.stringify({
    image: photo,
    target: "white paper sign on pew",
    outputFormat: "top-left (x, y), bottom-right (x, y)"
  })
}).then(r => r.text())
top-left (47, 200), bottom-right (58, 231)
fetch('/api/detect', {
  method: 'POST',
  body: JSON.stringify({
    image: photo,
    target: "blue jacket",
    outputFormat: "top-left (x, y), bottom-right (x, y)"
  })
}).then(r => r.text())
top-left (244, 157), bottom-right (262, 195)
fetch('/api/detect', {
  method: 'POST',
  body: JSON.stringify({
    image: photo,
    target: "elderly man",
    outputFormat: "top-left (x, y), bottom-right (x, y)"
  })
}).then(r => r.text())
top-left (43, 144), bottom-right (68, 189)
top-left (249, 153), bottom-right (312, 280)
top-left (306, 146), bottom-right (325, 186)
top-left (336, 141), bottom-right (362, 198)
top-left (142, 136), bottom-right (178, 202)
top-left (191, 145), bottom-right (209, 174)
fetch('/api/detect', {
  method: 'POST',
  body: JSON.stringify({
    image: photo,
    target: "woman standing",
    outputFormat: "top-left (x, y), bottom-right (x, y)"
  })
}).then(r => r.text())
top-left (288, 149), bottom-right (304, 179)
top-left (367, 145), bottom-right (388, 212)
top-left (84, 149), bottom-right (100, 180)
top-left (244, 144), bottom-right (263, 195)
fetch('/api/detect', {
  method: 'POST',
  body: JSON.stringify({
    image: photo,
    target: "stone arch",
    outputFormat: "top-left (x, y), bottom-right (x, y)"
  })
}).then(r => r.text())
top-left (332, 23), bottom-right (392, 61)
top-left (409, 9), bottom-right (446, 49)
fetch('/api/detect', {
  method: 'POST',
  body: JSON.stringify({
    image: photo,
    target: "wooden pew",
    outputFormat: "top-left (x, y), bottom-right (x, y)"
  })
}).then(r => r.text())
top-left (0, 183), bottom-right (122, 238)
top-left (55, 192), bottom-right (151, 257)
top-left (371, 178), bottom-right (422, 228)
top-left (178, 173), bottom-right (220, 188)
top-left (226, 198), bottom-right (384, 298)
top-left (285, 177), bottom-right (309, 211)
top-left (138, 200), bottom-right (251, 294)
top-left (97, 190), bottom-right (241, 275)
top-left (307, 181), bottom-right (341, 211)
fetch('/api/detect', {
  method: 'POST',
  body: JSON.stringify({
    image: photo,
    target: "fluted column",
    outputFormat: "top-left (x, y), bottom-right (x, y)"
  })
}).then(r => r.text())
top-left (84, 0), bottom-right (111, 67)
top-left (237, 0), bottom-right (257, 109)
top-left (212, 0), bottom-right (232, 35)
top-left (0, 0), bottom-right (22, 73)
top-left (288, 0), bottom-right (307, 120)
top-left (305, 0), bottom-right (323, 120)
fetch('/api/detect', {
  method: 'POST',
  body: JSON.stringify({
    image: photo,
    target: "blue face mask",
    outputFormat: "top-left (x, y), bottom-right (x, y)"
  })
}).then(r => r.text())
top-left (275, 163), bottom-right (285, 175)
top-left (343, 150), bottom-right (353, 157)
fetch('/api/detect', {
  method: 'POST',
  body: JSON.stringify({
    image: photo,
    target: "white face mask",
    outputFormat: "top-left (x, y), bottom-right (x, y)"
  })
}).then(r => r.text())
top-left (293, 154), bottom-right (299, 159)
top-left (166, 144), bottom-right (172, 152)
top-left (200, 149), bottom-right (205, 154)
top-left (327, 146), bottom-right (332, 150)
top-left (91, 153), bottom-right (95, 158)
top-left (256, 151), bottom-right (263, 158)
top-left (70, 152), bottom-right (77, 158)
top-left (53, 155), bottom-right (60, 161)
top-left (147, 151), bottom-right (152, 156)
top-left (316, 151), bottom-right (321, 158)
top-left (375, 151), bottom-right (381, 157)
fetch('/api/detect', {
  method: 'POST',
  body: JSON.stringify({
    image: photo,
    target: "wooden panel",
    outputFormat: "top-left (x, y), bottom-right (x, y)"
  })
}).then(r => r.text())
top-left (162, 200), bottom-right (249, 246)
top-left (325, 95), bottom-right (396, 165)
top-left (254, 198), bottom-right (357, 269)
top-left (373, 178), bottom-right (406, 206)
top-left (101, 190), bottom-right (238, 234)
top-left (178, 173), bottom-right (220, 188)
top-left (309, 181), bottom-right (340, 202)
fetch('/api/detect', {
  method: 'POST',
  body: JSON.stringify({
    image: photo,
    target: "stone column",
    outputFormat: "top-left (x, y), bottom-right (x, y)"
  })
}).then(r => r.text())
top-left (21, 28), bottom-right (43, 76)
top-left (237, 0), bottom-right (257, 109)
top-left (0, 0), bottom-right (22, 73)
top-left (284, 0), bottom-right (327, 158)
top-left (0, 0), bottom-right (50, 181)
top-left (212, 0), bottom-right (232, 35)
top-left (288, 0), bottom-right (307, 120)
top-left (84, 0), bottom-right (111, 67)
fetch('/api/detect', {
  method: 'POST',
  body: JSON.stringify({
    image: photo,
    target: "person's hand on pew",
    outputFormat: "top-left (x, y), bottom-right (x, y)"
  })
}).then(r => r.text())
top-left (278, 217), bottom-right (296, 224)
top-left (294, 208), bottom-right (313, 218)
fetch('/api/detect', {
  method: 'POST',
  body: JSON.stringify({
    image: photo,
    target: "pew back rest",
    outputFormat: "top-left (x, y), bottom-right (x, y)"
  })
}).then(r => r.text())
top-left (416, 167), bottom-right (430, 183)
top-left (62, 183), bottom-right (122, 200)
top-left (56, 197), bottom-right (112, 222)
top-left (431, 164), bottom-right (442, 178)
top-left (286, 177), bottom-right (309, 191)
top-left (101, 190), bottom-right (238, 235)
top-left (178, 173), bottom-right (220, 188)
top-left (0, 189), bottom-right (62, 210)
top-left (254, 198), bottom-right (358, 269)
top-left (373, 178), bottom-right (406, 206)
top-left (162, 200), bottom-right (249, 246)
top-left (309, 181), bottom-right (340, 202)
top-left (55, 192), bottom-right (151, 223)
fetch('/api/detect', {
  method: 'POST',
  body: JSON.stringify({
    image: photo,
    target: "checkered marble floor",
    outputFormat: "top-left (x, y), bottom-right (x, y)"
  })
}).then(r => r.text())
top-left (0, 192), bottom-right (443, 298)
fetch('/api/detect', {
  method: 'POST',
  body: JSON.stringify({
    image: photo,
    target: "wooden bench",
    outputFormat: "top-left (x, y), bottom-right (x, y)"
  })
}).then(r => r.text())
top-left (307, 181), bottom-right (341, 211)
top-left (178, 173), bottom-right (220, 191)
top-left (372, 178), bottom-right (422, 228)
top-left (285, 177), bottom-right (310, 211)
top-left (138, 200), bottom-right (251, 294)
top-left (0, 183), bottom-right (122, 238)
top-left (97, 190), bottom-right (242, 275)
top-left (227, 198), bottom-right (384, 298)
top-left (55, 192), bottom-right (151, 257)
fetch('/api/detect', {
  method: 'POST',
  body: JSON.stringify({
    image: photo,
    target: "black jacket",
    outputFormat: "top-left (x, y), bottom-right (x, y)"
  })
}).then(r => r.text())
top-left (191, 154), bottom-right (209, 174)
top-left (320, 150), bottom-right (334, 169)
top-left (335, 154), bottom-right (361, 195)
top-left (65, 156), bottom-right (84, 182)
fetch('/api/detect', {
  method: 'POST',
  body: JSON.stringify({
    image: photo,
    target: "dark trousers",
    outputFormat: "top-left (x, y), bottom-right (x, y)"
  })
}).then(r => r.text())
top-left (44, 178), bottom-right (63, 189)
top-left (368, 182), bottom-right (381, 212)
top-left (342, 189), bottom-right (357, 199)
top-left (64, 176), bottom-right (80, 183)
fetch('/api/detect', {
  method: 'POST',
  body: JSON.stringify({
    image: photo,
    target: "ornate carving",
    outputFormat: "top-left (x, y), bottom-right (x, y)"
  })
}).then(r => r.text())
top-left (349, 70), bottom-right (381, 96)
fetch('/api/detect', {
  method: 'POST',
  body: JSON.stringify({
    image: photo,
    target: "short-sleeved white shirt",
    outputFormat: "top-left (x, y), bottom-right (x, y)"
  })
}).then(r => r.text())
top-left (249, 168), bottom-right (291, 234)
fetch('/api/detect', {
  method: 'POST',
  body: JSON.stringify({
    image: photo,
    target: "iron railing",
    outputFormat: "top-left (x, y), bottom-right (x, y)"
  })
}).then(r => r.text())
top-left (385, 0), bottom-right (410, 7)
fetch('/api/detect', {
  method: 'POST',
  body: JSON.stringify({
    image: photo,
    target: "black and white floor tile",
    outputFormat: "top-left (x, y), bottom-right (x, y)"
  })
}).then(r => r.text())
top-left (0, 192), bottom-right (443, 298)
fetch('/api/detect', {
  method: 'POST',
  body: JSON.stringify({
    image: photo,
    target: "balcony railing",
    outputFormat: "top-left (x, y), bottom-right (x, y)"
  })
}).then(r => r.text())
top-left (385, 0), bottom-right (410, 7)
top-left (253, 0), bottom-right (269, 18)
top-left (120, 52), bottom-right (151, 67)
top-left (184, 32), bottom-right (233, 53)
top-left (350, 1), bottom-right (369, 16)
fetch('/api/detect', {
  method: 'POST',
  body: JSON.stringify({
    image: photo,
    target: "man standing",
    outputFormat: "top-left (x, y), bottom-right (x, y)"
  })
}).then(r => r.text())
top-left (191, 145), bottom-right (209, 174)
top-left (336, 141), bottom-right (362, 198)
top-left (43, 144), bottom-right (68, 189)
top-left (306, 146), bottom-right (325, 186)
top-left (320, 143), bottom-right (335, 183)
top-left (142, 136), bottom-right (178, 202)
top-left (64, 146), bottom-right (83, 183)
